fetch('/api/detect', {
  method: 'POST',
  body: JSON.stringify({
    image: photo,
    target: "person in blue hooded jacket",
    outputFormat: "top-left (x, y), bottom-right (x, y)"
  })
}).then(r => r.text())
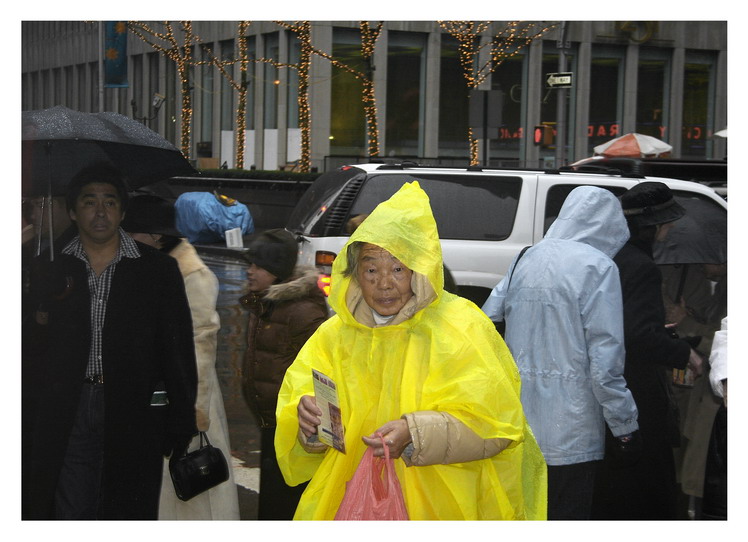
top-left (482, 185), bottom-right (640, 520)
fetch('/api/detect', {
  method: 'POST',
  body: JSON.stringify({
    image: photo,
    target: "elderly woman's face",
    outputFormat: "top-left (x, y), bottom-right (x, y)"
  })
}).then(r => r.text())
top-left (356, 243), bottom-right (414, 316)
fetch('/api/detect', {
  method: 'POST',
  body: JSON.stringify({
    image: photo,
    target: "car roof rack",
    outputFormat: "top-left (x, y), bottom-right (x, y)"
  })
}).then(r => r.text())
top-left (369, 160), bottom-right (648, 178)
top-left (558, 164), bottom-right (645, 178)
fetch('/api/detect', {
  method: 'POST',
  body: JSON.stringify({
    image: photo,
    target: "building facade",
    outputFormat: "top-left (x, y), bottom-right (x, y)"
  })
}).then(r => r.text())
top-left (21, 20), bottom-right (727, 172)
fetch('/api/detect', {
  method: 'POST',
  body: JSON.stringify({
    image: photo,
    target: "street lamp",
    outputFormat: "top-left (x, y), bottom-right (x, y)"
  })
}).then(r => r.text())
top-left (131, 92), bottom-right (165, 125)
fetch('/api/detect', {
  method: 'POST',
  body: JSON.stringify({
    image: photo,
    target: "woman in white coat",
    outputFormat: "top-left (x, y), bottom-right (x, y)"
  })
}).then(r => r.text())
top-left (122, 195), bottom-right (240, 520)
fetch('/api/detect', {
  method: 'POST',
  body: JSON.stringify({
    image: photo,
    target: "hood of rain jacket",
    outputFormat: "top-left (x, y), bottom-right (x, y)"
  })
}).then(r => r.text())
top-left (544, 185), bottom-right (630, 258)
top-left (275, 182), bottom-right (547, 520)
top-left (482, 186), bottom-right (638, 465)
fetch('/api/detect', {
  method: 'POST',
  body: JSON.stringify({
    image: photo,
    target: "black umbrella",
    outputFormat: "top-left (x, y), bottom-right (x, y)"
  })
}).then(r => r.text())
top-left (654, 195), bottom-right (727, 266)
top-left (22, 105), bottom-right (196, 197)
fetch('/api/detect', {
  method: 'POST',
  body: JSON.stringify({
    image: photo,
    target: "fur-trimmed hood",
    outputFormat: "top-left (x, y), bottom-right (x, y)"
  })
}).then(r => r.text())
top-left (241, 265), bottom-right (323, 307)
top-left (264, 265), bottom-right (323, 302)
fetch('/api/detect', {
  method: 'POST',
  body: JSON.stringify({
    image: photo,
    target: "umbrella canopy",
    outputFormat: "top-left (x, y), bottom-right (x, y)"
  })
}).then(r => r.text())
top-left (714, 128), bottom-right (727, 138)
top-left (653, 196), bottom-right (727, 265)
top-left (593, 133), bottom-right (672, 158)
top-left (22, 105), bottom-right (196, 196)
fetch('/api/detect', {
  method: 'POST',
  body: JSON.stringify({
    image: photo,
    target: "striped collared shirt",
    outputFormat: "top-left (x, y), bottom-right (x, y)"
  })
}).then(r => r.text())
top-left (62, 228), bottom-right (141, 378)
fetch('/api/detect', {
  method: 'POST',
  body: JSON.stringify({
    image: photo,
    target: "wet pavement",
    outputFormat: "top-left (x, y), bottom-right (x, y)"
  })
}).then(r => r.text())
top-left (199, 248), bottom-right (261, 520)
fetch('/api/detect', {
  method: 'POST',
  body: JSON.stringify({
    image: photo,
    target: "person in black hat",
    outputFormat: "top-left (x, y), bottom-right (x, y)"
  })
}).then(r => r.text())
top-left (238, 228), bottom-right (329, 519)
top-left (122, 194), bottom-right (240, 519)
top-left (592, 182), bottom-right (705, 520)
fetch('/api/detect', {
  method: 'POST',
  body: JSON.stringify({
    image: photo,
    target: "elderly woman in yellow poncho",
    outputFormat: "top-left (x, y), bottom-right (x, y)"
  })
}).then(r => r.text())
top-left (275, 182), bottom-right (547, 520)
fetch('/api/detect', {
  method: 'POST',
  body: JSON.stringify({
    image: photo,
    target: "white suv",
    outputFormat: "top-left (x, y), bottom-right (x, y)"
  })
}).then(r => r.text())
top-left (286, 162), bottom-right (727, 307)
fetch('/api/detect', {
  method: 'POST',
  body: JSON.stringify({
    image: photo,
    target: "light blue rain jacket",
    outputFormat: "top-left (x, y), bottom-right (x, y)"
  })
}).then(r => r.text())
top-left (482, 186), bottom-right (639, 465)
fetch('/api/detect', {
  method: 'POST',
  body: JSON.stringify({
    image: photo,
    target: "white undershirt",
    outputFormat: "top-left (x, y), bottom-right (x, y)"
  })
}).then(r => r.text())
top-left (371, 309), bottom-right (396, 326)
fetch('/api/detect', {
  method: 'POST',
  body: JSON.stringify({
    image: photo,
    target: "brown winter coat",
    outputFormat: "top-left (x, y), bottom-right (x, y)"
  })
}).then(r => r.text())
top-left (240, 266), bottom-right (328, 428)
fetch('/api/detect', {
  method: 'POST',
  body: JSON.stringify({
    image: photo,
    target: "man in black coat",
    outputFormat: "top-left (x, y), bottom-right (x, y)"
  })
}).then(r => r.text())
top-left (25, 164), bottom-right (198, 519)
top-left (592, 182), bottom-right (704, 520)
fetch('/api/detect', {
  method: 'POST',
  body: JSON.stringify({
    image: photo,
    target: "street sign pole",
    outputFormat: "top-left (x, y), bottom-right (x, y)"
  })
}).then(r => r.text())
top-left (482, 90), bottom-right (489, 166)
top-left (555, 22), bottom-right (569, 168)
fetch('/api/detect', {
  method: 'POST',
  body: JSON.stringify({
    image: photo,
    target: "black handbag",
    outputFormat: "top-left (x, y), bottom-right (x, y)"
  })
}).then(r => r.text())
top-left (169, 431), bottom-right (230, 501)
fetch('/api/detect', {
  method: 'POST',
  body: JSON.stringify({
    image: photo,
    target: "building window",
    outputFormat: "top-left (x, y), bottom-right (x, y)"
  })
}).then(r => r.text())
top-left (165, 59), bottom-right (176, 143)
top-left (588, 46), bottom-right (625, 155)
top-left (63, 66), bottom-right (73, 109)
top-left (38, 70), bottom-right (47, 109)
top-left (246, 36), bottom-right (256, 131)
top-left (636, 49), bottom-right (670, 141)
top-left (132, 54), bottom-right (143, 115)
top-left (77, 64), bottom-right (86, 111)
top-left (490, 52), bottom-right (526, 160)
top-left (220, 39), bottom-right (234, 132)
top-left (89, 62), bottom-right (99, 112)
top-left (438, 34), bottom-right (469, 158)
top-left (199, 45), bottom-right (214, 154)
top-left (287, 32), bottom-right (300, 129)
top-left (385, 31), bottom-right (426, 157)
top-left (682, 52), bottom-right (716, 159)
top-left (263, 32), bottom-right (279, 130)
top-left (148, 52), bottom-right (160, 131)
top-left (330, 27), bottom-right (366, 156)
top-left (52, 68), bottom-right (62, 107)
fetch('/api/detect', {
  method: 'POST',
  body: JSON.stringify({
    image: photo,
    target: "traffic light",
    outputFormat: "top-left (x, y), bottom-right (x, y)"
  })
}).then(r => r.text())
top-left (533, 124), bottom-right (554, 147)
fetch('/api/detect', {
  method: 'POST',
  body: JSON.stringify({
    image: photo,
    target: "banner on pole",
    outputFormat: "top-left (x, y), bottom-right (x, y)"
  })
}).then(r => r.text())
top-left (104, 21), bottom-right (128, 88)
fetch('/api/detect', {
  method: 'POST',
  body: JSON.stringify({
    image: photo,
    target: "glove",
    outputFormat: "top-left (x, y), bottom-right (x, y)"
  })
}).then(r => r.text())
top-left (608, 430), bottom-right (642, 470)
top-left (163, 432), bottom-right (194, 458)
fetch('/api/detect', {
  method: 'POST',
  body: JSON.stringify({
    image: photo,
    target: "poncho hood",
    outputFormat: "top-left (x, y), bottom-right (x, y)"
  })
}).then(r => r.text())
top-left (545, 185), bottom-right (630, 258)
top-left (329, 181), bottom-right (444, 325)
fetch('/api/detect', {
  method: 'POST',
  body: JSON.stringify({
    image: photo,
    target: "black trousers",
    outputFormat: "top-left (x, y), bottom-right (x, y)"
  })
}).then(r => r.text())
top-left (258, 426), bottom-right (308, 520)
top-left (547, 461), bottom-right (600, 520)
top-left (702, 405), bottom-right (727, 520)
top-left (54, 382), bottom-right (105, 519)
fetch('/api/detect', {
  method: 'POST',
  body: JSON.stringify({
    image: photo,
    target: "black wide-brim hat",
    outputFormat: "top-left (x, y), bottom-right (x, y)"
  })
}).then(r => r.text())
top-left (120, 194), bottom-right (182, 237)
top-left (620, 181), bottom-right (686, 227)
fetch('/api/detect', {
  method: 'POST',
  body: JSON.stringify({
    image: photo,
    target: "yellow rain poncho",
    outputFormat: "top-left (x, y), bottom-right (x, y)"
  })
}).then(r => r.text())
top-left (275, 182), bottom-right (547, 520)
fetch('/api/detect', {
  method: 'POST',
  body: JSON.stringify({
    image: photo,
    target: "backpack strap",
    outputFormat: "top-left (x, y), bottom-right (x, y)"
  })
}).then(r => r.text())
top-left (507, 245), bottom-right (531, 289)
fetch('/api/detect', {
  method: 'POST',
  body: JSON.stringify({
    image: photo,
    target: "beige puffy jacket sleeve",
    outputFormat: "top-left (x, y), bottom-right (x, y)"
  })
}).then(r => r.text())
top-left (401, 411), bottom-right (511, 467)
top-left (295, 412), bottom-right (512, 462)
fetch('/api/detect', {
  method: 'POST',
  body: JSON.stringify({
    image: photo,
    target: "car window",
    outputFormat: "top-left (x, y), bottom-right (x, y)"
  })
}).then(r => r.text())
top-left (348, 173), bottom-right (522, 240)
top-left (287, 166), bottom-right (363, 232)
top-left (542, 184), bottom-right (725, 237)
top-left (543, 184), bottom-right (628, 234)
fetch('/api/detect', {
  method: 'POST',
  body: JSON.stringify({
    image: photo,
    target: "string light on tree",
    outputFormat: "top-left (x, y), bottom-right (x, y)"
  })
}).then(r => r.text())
top-left (289, 21), bottom-right (383, 158)
top-left (438, 20), bottom-right (557, 164)
top-left (127, 21), bottom-right (196, 159)
top-left (191, 21), bottom-right (253, 169)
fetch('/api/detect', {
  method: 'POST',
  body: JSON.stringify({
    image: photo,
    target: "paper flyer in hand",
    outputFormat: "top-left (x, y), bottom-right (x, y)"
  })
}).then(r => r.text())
top-left (312, 369), bottom-right (346, 453)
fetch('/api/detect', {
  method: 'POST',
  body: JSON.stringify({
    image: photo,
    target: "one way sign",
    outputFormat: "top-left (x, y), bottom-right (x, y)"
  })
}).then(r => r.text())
top-left (546, 72), bottom-right (573, 88)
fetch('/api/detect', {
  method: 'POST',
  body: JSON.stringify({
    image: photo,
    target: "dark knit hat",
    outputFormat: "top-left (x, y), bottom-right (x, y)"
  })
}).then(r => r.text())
top-left (619, 182), bottom-right (686, 227)
top-left (244, 228), bottom-right (298, 282)
top-left (121, 194), bottom-right (182, 237)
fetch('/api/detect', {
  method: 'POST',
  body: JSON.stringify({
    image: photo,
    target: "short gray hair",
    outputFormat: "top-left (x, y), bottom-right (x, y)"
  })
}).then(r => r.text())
top-left (343, 241), bottom-right (363, 278)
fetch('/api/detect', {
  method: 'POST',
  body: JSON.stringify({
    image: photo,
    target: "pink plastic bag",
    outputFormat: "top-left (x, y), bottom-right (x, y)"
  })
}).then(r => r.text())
top-left (334, 434), bottom-right (409, 520)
